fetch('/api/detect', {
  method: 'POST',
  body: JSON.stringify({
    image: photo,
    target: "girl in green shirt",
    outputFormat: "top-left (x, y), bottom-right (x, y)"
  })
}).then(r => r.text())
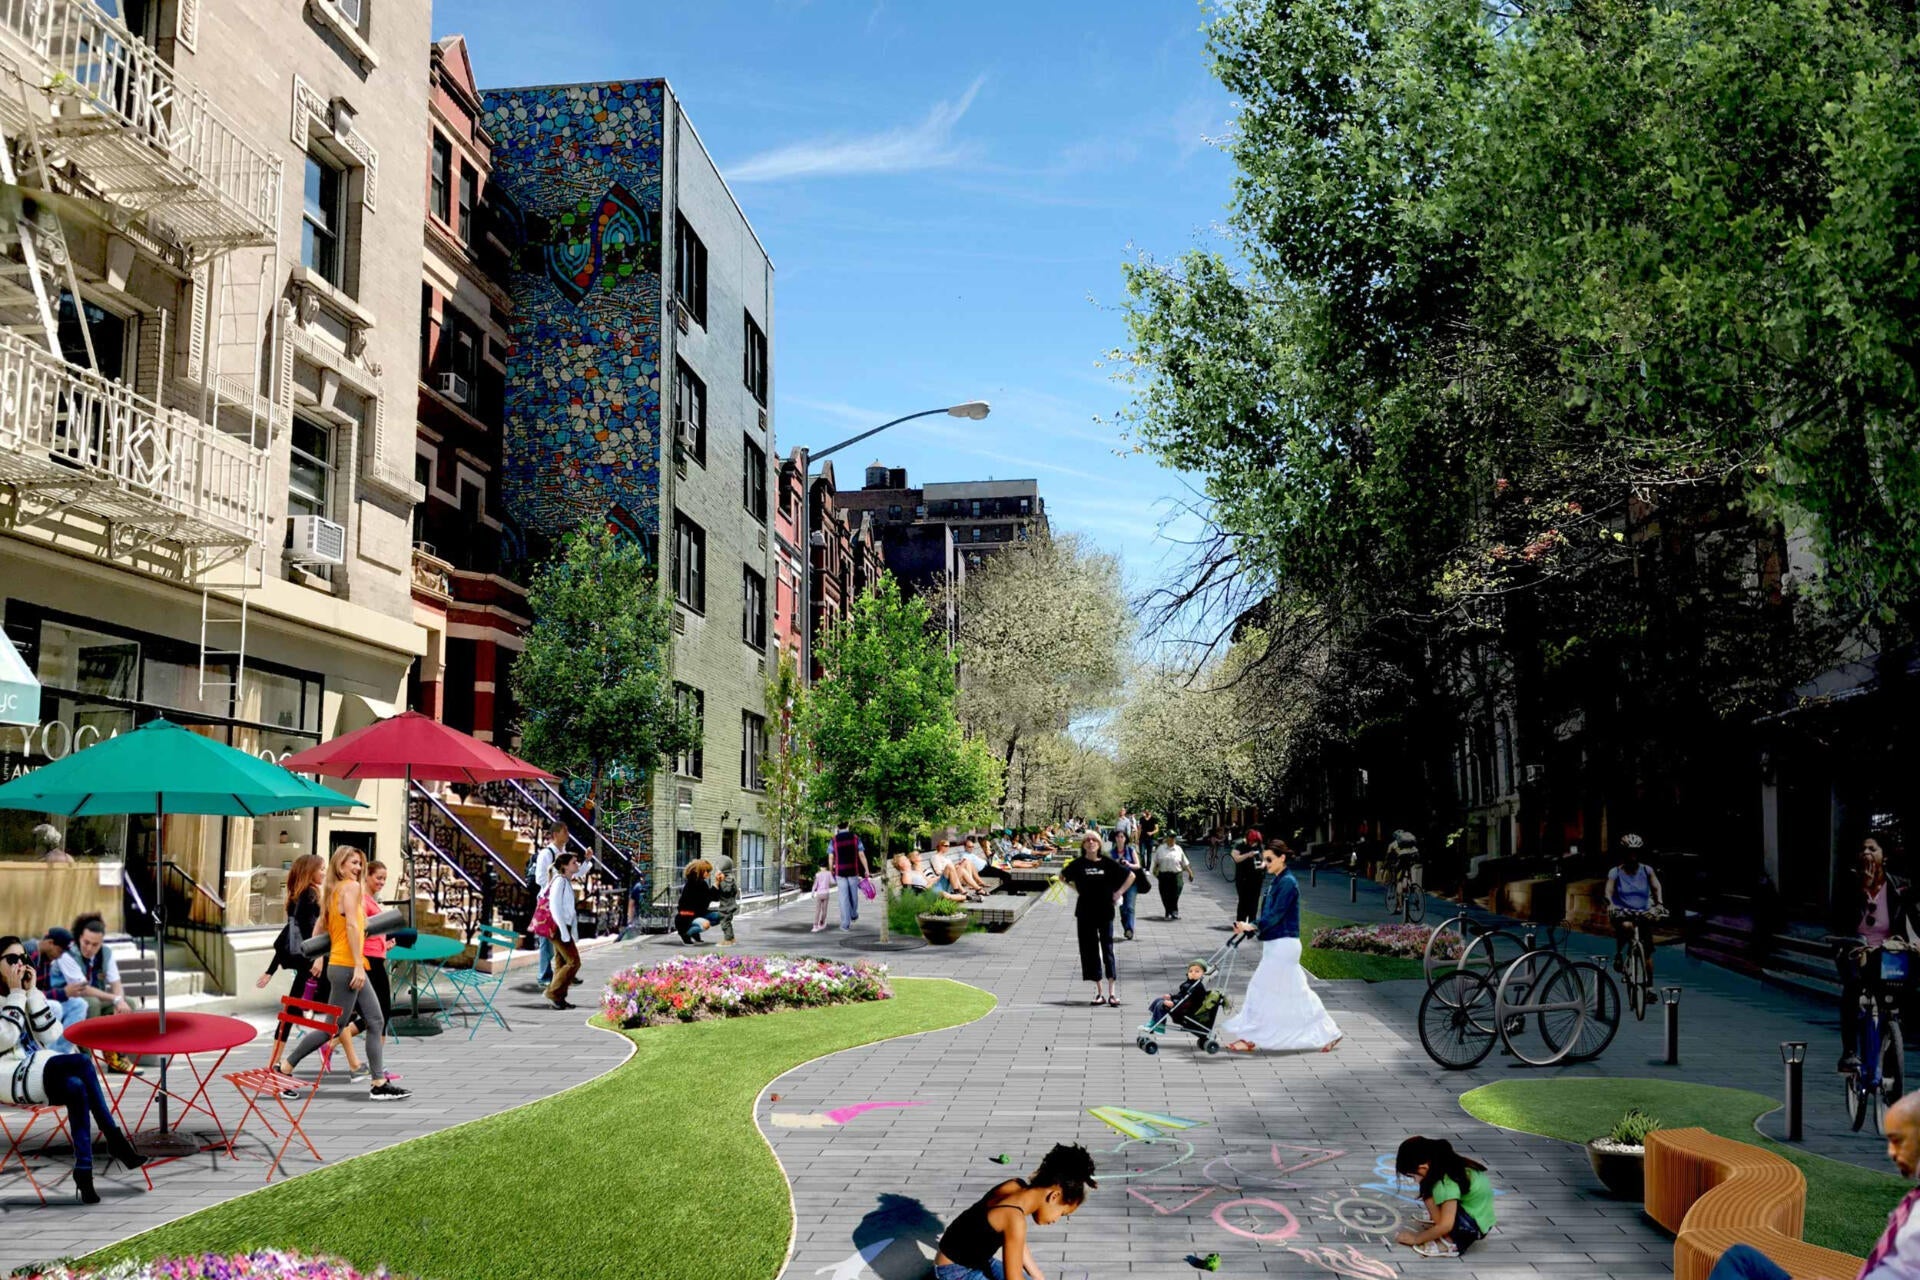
top-left (1394, 1136), bottom-right (1497, 1258)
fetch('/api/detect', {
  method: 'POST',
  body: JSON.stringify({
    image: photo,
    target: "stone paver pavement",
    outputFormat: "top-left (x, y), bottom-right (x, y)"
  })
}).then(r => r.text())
top-left (740, 867), bottom-right (1677, 1280)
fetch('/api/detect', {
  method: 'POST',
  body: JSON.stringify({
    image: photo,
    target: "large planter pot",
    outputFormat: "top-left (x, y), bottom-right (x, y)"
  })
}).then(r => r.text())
top-left (918, 912), bottom-right (968, 946)
top-left (1586, 1139), bottom-right (1646, 1201)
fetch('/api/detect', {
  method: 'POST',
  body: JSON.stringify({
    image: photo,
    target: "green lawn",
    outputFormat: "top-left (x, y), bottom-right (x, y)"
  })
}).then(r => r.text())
top-left (1298, 909), bottom-right (1428, 981)
top-left (85, 978), bottom-right (996, 1280)
top-left (1459, 1077), bottom-right (1906, 1256)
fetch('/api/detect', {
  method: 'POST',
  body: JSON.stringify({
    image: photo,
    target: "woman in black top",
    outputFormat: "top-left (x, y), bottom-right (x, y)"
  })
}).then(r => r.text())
top-left (255, 852), bottom-right (324, 1074)
top-left (934, 1143), bottom-right (1095, 1280)
top-left (1061, 833), bottom-right (1133, 1006)
top-left (675, 859), bottom-right (721, 944)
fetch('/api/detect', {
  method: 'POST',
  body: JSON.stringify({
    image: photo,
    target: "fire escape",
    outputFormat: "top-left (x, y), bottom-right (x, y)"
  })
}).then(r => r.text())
top-left (0, 0), bottom-right (282, 699)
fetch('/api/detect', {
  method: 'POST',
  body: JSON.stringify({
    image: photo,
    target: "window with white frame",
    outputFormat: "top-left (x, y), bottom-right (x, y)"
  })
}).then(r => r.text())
top-left (430, 134), bottom-right (451, 224)
top-left (288, 416), bottom-right (334, 520)
top-left (674, 360), bottom-right (706, 465)
top-left (674, 684), bottom-right (704, 778)
top-left (741, 711), bottom-right (767, 791)
top-left (742, 567), bottom-right (767, 651)
top-left (302, 151), bottom-right (345, 287)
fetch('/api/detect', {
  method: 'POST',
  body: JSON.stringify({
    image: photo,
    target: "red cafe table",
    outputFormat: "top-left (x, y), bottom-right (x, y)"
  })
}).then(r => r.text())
top-left (65, 1011), bottom-right (257, 1161)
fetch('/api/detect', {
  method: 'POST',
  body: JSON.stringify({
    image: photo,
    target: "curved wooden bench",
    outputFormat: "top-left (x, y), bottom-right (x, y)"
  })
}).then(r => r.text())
top-left (1645, 1128), bottom-right (1865, 1280)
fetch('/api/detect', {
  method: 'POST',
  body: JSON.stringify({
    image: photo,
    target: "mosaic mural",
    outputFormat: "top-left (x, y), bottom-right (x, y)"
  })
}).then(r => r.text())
top-left (480, 81), bottom-right (666, 546)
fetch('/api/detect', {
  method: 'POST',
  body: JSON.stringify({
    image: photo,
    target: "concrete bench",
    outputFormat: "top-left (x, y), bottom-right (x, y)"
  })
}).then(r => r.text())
top-left (1645, 1128), bottom-right (1864, 1280)
top-left (963, 889), bottom-right (1045, 932)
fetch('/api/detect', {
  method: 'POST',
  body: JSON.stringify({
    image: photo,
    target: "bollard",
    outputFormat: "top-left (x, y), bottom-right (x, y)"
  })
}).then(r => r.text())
top-left (1663, 987), bottom-right (1682, 1065)
top-left (1350, 871), bottom-right (1358, 904)
top-left (1310, 863), bottom-right (1318, 888)
top-left (1782, 1041), bottom-right (1806, 1141)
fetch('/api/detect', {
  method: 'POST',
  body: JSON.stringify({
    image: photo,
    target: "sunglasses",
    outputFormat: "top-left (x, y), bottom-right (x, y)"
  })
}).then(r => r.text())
top-left (0, 954), bottom-right (25, 965)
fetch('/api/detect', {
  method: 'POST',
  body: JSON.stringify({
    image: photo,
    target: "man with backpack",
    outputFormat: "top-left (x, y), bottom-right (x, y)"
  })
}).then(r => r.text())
top-left (830, 820), bottom-right (869, 931)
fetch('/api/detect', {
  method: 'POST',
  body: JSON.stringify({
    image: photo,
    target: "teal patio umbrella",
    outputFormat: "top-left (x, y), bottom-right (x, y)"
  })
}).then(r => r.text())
top-left (0, 718), bottom-right (363, 1145)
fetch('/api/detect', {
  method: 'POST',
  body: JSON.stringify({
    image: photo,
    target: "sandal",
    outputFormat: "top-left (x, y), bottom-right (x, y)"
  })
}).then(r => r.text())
top-left (1227, 1040), bottom-right (1258, 1053)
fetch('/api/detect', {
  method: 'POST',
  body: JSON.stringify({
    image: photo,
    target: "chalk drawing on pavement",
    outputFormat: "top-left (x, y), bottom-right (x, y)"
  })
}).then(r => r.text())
top-left (1288, 1243), bottom-right (1400, 1278)
top-left (1212, 1195), bottom-right (1301, 1242)
top-left (1087, 1105), bottom-right (1206, 1139)
top-left (1201, 1143), bottom-right (1347, 1191)
top-left (1127, 1184), bottom-right (1220, 1215)
top-left (771, 1101), bottom-right (927, 1129)
top-left (1308, 1189), bottom-right (1414, 1240)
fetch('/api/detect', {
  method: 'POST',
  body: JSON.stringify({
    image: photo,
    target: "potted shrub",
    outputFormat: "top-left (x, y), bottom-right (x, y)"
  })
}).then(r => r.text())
top-left (917, 896), bottom-right (971, 946)
top-left (1587, 1106), bottom-right (1658, 1200)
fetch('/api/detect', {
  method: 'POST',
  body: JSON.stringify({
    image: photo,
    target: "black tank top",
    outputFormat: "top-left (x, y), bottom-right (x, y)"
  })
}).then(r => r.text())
top-left (939, 1179), bottom-right (1025, 1269)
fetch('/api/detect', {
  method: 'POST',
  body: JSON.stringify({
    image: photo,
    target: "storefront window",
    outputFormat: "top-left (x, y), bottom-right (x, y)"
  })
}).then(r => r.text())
top-left (37, 623), bottom-right (138, 699)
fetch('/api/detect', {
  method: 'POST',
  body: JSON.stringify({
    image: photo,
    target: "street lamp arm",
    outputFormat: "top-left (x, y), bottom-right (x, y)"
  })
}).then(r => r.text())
top-left (809, 407), bottom-right (954, 465)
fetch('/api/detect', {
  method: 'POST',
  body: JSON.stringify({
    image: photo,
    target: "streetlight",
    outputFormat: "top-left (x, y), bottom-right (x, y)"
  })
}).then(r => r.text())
top-left (795, 401), bottom-right (991, 686)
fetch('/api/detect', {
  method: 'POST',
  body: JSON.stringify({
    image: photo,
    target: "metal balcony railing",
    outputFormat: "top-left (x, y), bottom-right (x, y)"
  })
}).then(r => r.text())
top-left (0, 326), bottom-right (266, 549)
top-left (0, 0), bottom-right (282, 249)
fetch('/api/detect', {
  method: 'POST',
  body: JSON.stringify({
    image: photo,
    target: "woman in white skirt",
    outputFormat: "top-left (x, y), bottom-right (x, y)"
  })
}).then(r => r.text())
top-left (1221, 842), bottom-right (1342, 1053)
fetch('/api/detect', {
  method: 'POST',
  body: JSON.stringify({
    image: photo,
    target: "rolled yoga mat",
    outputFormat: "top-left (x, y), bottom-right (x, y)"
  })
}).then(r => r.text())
top-left (299, 908), bottom-right (407, 956)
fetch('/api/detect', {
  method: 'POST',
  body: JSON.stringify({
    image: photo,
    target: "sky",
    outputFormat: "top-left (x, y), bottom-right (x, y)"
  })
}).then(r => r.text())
top-left (431, 1), bottom-right (1237, 599)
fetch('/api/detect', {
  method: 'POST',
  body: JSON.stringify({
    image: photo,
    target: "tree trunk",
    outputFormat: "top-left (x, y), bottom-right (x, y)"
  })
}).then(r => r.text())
top-left (877, 818), bottom-right (893, 944)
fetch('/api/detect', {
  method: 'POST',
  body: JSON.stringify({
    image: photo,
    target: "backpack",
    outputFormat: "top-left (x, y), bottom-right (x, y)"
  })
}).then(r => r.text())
top-left (831, 830), bottom-right (862, 876)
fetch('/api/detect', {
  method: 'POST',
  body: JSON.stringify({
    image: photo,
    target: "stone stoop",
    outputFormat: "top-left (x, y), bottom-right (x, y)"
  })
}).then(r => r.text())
top-left (447, 799), bottom-right (540, 878)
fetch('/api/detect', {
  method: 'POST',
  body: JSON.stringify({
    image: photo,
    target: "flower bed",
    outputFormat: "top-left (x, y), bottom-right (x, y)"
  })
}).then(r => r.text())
top-left (600, 954), bottom-right (893, 1028)
top-left (16, 1253), bottom-right (391, 1280)
top-left (1309, 922), bottom-right (1459, 960)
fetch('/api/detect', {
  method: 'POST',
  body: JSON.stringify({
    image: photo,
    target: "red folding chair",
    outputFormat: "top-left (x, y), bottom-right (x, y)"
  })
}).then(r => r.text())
top-left (0, 1099), bottom-right (72, 1204)
top-left (222, 995), bottom-right (342, 1182)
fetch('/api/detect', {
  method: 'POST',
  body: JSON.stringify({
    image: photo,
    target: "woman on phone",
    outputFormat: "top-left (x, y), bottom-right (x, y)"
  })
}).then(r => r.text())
top-left (0, 935), bottom-right (145, 1202)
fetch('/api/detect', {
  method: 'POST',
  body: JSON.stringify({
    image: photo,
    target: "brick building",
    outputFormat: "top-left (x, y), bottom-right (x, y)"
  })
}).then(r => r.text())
top-left (836, 464), bottom-right (1046, 591)
top-left (482, 80), bottom-right (778, 898)
top-left (408, 36), bottom-right (528, 744)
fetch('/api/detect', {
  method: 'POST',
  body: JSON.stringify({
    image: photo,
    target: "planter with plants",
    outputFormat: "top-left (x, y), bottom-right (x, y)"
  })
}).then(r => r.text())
top-left (1587, 1106), bottom-right (1658, 1199)
top-left (916, 896), bottom-right (971, 945)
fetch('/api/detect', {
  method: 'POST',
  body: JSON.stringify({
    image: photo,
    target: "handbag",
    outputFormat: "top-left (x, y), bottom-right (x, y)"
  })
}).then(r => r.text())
top-left (530, 883), bottom-right (557, 938)
top-left (858, 876), bottom-right (877, 901)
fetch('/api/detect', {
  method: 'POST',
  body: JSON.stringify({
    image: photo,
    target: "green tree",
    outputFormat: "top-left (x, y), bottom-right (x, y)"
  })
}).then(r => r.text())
top-left (803, 575), bottom-right (1004, 941)
top-left (759, 649), bottom-right (813, 894)
top-left (513, 527), bottom-right (699, 820)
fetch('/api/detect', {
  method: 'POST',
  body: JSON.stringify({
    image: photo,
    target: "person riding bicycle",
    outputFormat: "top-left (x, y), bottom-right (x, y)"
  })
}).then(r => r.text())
top-left (1388, 829), bottom-right (1422, 877)
top-left (1833, 822), bottom-right (1912, 1074)
top-left (1605, 834), bottom-right (1665, 978)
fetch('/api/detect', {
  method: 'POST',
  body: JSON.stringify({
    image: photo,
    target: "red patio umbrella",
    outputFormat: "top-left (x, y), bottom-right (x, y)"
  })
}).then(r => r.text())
top-left (279, 711), bottom-right (556, 1034)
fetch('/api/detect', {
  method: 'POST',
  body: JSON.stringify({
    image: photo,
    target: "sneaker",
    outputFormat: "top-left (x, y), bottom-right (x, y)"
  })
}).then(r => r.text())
top-left (369, 1081), bottom-right (412, 1102)
top-left (347, 1070), bottom-right (371, 1085)
top-left (1412, 1240), bottom-right (1459, 1259)
top-left (1839, 1053), bottom-right (1862, 1075)
top-left (278, 1085), bottom-right (304, 1101)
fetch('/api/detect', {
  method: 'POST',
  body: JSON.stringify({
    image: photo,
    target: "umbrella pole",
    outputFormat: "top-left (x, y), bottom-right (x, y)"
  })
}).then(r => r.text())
top-left (138, 805), bottom-right (196, 1158)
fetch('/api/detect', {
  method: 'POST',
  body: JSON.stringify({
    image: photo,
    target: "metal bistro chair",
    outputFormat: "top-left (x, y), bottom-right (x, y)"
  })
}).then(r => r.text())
top-left (441, 924), bottom-right (521, 1039)
top-left (223, 996), bottom-right (344, 1182)
top-left (0, 1099), bottom-right (73, 1204)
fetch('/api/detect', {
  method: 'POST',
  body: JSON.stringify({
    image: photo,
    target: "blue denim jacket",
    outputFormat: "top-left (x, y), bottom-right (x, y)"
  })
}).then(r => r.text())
top-left (1254, 871), bottom-right (1300, 941)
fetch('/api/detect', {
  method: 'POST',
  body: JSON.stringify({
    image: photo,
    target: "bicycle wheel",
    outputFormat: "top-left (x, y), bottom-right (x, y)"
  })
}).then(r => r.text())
top-left (1419, 970), bottom-right (1499, 1070)
top-left (1385, 880), bottom-right (1400, 915)
top-left (1627, 944), bottom-right (1650, 1021)
top-left (1877, 1021), bottom-right (1906, 1135)
top-left (1848, 1067), bottom-right (1869, 1132)
top-left (1406, 886), bottom-right (1425, 924)
top-left (1459, 928), bottom-right (1526, 986)
top-left (1495, 951), bottom-right (1586, 1067)
top-left (1424, 916), bottom-right (1472, 984)
top-left (1545, 960), bottom-right (1620, 1063)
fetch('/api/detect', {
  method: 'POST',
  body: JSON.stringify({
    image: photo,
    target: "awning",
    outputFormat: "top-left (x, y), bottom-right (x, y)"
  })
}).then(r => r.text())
top-left (0, 633), bottom-right (39, 727)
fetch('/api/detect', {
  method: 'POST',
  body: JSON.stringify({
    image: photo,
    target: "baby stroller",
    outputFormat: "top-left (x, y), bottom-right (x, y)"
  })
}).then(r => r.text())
top-left (1135, 933), bottom-right (1246, 1056)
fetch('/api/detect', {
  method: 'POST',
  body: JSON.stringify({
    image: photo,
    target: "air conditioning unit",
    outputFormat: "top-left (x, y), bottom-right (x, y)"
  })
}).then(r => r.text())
top-left (437, 372), bottom-right (470, 404)
top-left (757, 408), bottom-right (768, 432)
top-left (675, 415), bottom-right (700, 457)
top-left (674, 299), bottom-right (692, 333)
top-left (287, 515), bottom-right (346, 565)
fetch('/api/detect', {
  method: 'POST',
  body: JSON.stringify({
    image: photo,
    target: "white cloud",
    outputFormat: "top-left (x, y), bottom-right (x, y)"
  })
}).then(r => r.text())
top-left (728, 77), bottom-right (985, 183)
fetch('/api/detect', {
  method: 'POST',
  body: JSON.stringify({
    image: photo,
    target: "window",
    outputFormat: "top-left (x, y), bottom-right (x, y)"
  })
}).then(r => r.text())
top-left (743, 436), bottom-right (767, 524)
top-left (331, 0), bottom-right (365, 25)
top-left (430, 134), bottom-right (451, 224)
top-left (742, 567), bottom-right (767, 650)
top-left (741, 711), bottom-right (767, 791)
top-left (743, 312), bottom-right (768, 405)
top-left (971, 527), bottom-right (982, 542)
top-left (674, 214), bottom-right (708, 325)
top-left (1019, 498), bottom-right (1030, 513)
top-left (970, 499), bottom-right (982, 517)
top-left (674, 360), bottom-right (706, 465)
top-left (301, 151), bottom-right (344, 286)
top-left (457, 165), bottom-right (477, 247)
top-left (674, 830), bottom-right (702, 877)
top-left (778, 472), bottom-right (793, 516)
top-left (672, 512), bottom-right (706, 611)
top-left (888, 505), bottom-right (901, 519)
top-left (739, 832), bottom-right (767, 896)
top-left (288, 417), bottom-right (334, 519)
top-left (674, 684), bottom-right (704, 778)
top-left (419, 283), bottom-right (435, 375)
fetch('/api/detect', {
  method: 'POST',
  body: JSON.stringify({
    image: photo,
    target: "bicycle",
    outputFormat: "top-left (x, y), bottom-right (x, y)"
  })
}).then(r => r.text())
top-left (1383, 858), bottom-right (1424, 924)
top-left (1610, 905), bottom-right (1667, 1020)
top-left (1825, 935), bottom-right (1909, 1134)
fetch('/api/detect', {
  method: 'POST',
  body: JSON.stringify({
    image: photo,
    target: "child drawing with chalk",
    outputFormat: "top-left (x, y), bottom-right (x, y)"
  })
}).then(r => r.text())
top-left (1392, 1136), bottom-right (1497, 1258)
top-left (934, 1143), bottom-right (1096, 1279)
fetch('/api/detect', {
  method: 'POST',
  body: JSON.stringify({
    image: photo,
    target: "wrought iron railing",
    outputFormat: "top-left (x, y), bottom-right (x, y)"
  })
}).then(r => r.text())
top-left (158, 858), bottom-right (224, 975)
top-left (0, 327), bottom-right (266, 547)
top-left (475, 777), bottom-right (638, 937)
top-left (0, 0), bottom-right (281, 246)
top-left (404, 820), bottom-right (488, 945)
top-left (408, 782), bottom-right (530, 933)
